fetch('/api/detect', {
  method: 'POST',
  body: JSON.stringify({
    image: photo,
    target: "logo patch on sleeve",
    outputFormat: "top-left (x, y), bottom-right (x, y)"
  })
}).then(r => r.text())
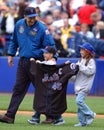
top-left (70, 63), bottom-right (76, 70)
top-left (19, 26), bottom-right (24, 34)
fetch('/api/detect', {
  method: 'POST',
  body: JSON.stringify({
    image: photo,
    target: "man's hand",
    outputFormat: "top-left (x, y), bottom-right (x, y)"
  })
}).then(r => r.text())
top-left (30, 58), bottom-right (35, 61)
top-left (8, 56), bottom-right (14, 67)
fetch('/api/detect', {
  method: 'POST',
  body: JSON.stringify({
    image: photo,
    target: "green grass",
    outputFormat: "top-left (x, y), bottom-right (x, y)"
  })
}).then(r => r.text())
top-left (0, 115), bottom-right (104, 130)
top-left (0, 94), bottom-right (104, 130)
top-left (0, 93), bottom-right (104, 114)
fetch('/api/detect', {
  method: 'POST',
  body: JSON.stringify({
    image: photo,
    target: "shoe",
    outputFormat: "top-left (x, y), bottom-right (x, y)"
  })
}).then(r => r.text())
top-left (41, 118), bottom-right (55, 124)
top-left (87, 112), bottom-right (96, 125)
top-left (0, 115), bottom-right (14, 124)
top-left (27, 117), bottom-right (40, 125)
top-left (53, 117), bottom-right (65, 125)
top-left (74, 123), bottom-right (82, 127)
top-left (74, 122), bottom-right (86, 127)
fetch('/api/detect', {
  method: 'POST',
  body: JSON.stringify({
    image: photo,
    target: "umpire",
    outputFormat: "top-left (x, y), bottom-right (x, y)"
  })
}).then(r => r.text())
top-left (0, 7), bottom-right (55, 123)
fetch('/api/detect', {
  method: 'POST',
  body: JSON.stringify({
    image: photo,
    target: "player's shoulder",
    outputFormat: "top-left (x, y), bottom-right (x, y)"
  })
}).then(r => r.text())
top-left (89, 58), bottom-right (95, 63)
top-left (15, 18), bottom-right (25, 26)
top-left (36, 20), bottom-right (47, 29)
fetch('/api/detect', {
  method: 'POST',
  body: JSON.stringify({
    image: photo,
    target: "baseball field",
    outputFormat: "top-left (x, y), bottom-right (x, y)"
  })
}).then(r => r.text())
top-left (0, 93), bottom-right (104, 130)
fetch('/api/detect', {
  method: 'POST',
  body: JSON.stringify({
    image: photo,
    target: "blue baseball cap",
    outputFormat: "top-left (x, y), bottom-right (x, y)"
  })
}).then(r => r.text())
top-left (41, 46), bottom-right (56, 55)
top-left (78, 42), bottom-right (95, 55)
top-left (24, 7), bottom-right (38, 18)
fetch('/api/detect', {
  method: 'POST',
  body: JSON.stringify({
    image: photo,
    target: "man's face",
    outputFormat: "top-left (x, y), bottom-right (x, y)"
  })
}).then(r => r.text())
top-left (24, 16), bottom-right (37, 26)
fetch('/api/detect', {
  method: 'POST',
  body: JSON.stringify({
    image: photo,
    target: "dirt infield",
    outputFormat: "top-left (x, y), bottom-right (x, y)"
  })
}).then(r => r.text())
top-left (0, 110), bottom-right (104, 118)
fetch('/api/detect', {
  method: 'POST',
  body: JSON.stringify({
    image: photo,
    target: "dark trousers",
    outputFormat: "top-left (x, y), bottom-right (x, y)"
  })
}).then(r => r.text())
top-left (5, 58), bottom-right (35, 119)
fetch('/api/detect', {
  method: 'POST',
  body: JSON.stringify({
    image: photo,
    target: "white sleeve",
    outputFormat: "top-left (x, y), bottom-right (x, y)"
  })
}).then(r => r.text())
top-left (69, 75), bottom-right (77, 82)
top-left (79, 59), bottom-right (96, 76)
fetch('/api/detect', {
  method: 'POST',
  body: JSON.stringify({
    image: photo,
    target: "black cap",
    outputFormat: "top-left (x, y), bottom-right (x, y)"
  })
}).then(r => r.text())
top-left (24, 7), bottom-right (38, 18)
top-left (41, 46), bottom-right (56, 55)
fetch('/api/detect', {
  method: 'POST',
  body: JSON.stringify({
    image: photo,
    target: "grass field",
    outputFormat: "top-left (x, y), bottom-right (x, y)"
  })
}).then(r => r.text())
top-left (0, 115), bottom-right (104, 130)
top-left (0, 93), bottom-right (104, 130)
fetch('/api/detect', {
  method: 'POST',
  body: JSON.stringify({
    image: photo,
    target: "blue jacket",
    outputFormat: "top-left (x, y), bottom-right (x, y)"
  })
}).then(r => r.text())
top-left (8, 19), bottom-right (55, 59)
